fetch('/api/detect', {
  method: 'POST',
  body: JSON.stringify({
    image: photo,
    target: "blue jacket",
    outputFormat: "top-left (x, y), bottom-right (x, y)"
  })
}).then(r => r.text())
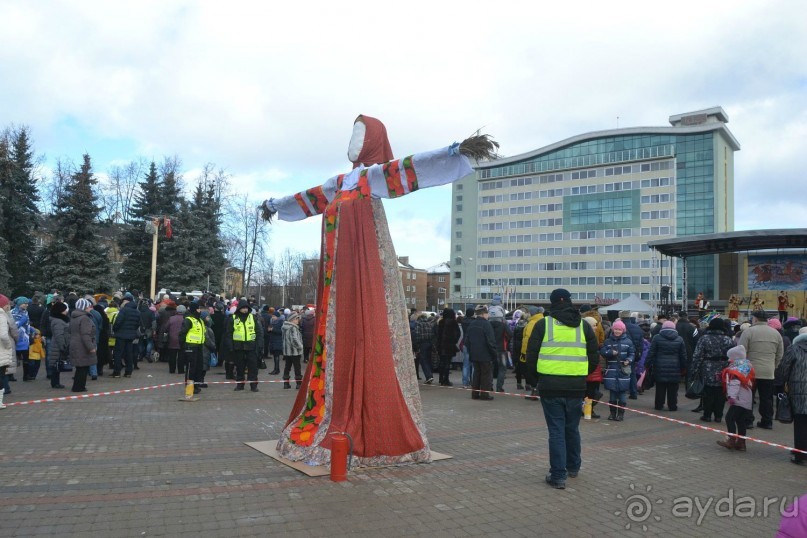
top-left (601, 333), bottom-right (635, 390)
top-left (11, 307), bottom-right (33, 351)
top-left (112, 301), bottom-right (141, 340)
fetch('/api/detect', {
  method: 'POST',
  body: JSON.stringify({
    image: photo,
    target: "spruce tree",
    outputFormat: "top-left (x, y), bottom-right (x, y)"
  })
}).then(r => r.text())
top-left (0, 126), bottom-right (40, 295)
top-left (0, 135), bottom-right (12, 290)
top-left (38, 154), bottom-right (112, 292)
top-left (119, 161), bottom-right (162, 292)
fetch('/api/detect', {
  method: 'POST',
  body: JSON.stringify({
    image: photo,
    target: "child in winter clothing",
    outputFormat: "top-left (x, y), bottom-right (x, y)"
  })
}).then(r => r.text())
top-left (600, 320), bottom-right (636, 421)
top-left (281, 312), bottom-right (304, 389)
top-left (27, 329), bottom-right (44, 381)
top-left (717, 345), bottom-right (755, 451)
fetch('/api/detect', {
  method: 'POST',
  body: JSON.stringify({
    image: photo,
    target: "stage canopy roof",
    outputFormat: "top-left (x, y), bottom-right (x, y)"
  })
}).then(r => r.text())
top-left (647, 229), bottom-right (807, 258)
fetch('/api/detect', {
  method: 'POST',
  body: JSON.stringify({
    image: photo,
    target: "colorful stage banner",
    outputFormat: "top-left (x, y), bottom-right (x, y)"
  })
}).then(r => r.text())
top-left (748, 254), bottom-right (807, 291)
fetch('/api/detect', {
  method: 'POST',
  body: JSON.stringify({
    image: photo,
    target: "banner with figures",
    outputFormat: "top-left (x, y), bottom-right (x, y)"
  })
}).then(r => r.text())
top-left (748, 255), bottom-right (807, 291)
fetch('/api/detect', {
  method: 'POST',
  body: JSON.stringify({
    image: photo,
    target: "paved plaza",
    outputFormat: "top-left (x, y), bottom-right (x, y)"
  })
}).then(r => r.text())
top-left (1, 362), bottom-right (804, 537)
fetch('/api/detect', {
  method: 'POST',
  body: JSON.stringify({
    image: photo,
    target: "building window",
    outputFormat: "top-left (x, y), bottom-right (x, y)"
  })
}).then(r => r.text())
top-left (412, 286), bottom-right (416, 293)
top-left (455, 218), bottom-right (463, 225)
top-left (456, 204), bottom-right (463, 212)
top-left (406, 285), bottom-right (410, 292)
top-left (455, 244), bottom-right (462, 252)
top-left (438, 276), bottom-right (445, 282)
top-left (455, 272), bottom-right (461, 279)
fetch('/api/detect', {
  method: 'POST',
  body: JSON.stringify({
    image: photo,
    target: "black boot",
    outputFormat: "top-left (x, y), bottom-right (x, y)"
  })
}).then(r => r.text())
top-left (591, 402), bottom-right (601, 419)
top-left (283, 380), bottom-right (291, 389)
top-left (608, 405), bottom-right (617, 421)
top-left (616, 404), bottom-right (626, 421)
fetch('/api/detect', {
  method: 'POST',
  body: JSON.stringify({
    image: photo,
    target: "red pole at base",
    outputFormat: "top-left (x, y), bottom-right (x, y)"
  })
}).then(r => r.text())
top-left (329, 433), bottom-right (349, 482)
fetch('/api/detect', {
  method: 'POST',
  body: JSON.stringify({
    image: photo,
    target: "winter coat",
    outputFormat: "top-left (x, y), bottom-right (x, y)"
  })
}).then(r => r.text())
top-left (489, 318), bottom-right (511, 354)
top-left (738, 320), bottom-right (784, 380)
top-left (726, 378), bottom-right (753, 410)
top-left (621, 318), bottom-right (645, 362)
top-left (635, 338), bottom-right (650, 377)
top-left (112, 301), bottom-right (141, 340)
top-left (27, 303), bottom-right (44, 331)
top-left (525, 304), bottom-right (598, 397)
top-left (301, 313), bottom-right (316, 349)
top-left (48, 314), bottom-right (70, 370)
top-left (11, 306), bottom-right (33, 351)
top-left (645, 329), bottom-right (687, 383)
top-left (138, 303), bottom-right (156, 339)
top-left (105, 306), bottom-right (119, 345)
top-left (88, 308), bottom-right (102, 349)
top-left (511, 319), bottom-right (527, 361)
top-left (0, 310), bottom-right (14, 369)
top-left (690, 329), bottom-right (735, 387)
top-left (465, 317), bottom-right (497, 363)
top-left (165, 311), bottom-right (185, 350)
top-left (601, 332), bottom-right (635, 392)
top-left (777, 338), bottom-right (807, 415)
top-left (413, 319), bottom-right (437, 347)
top-left (676, 319), bottom-right (697, 361)
top-left (282, 321), bottom-right (304, 356)
top-left (69, 309), bottom-right (96, 367)
top-left (437, 318), bottom-right (463, 357)
top-left (268, 316), bottom-right (284, 353)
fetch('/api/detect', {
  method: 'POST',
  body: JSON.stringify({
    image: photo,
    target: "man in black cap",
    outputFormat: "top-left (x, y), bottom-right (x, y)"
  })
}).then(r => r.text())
top-left (526, 289), bottom-right (598, 489)
top-left (224, 298), bottom-right (264, 392)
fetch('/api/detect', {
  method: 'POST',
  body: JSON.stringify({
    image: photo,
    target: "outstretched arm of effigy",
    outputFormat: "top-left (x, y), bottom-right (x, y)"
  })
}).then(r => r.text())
top-left (259, 135), bottom-right (496, 222)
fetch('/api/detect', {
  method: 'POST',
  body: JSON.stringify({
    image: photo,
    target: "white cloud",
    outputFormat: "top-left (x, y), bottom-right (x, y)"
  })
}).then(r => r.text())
top-left (2, 0), bottom-right (807, 267)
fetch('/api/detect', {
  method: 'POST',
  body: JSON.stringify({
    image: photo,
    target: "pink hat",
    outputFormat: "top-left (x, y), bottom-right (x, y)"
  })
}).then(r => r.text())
top-left (612, 320), bottom-right (626, 331)
top-left (767, 318), bottom-right (782, 330)
top-left (0, 294), bottom-right (9, 309)
top-left (662, 320), bottom-right (676, 329)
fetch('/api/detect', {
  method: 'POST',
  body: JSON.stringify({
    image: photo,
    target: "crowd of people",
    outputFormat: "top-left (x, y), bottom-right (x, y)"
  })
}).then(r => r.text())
top-left (0, 289), bottom-right (317, 406)
top-left (408, 295), bottom-right (807, 481)
top-left (1, 287), bottom-right (805, 473)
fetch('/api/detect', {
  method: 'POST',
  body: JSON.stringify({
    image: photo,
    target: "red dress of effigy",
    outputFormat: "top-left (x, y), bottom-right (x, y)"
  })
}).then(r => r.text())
top-left (261, 116), bottom-right (476, 467)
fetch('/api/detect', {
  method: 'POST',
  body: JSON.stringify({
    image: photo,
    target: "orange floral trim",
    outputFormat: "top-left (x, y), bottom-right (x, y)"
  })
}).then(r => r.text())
top-left (382, 160), bottom-right (405, 198)
top-left (293, 192), bottom-right (313, 217)
top-left (305, 186), bottom-right (329, 214)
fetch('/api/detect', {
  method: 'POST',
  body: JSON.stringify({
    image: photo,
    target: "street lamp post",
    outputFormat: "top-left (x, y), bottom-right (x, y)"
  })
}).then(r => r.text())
top-left (223, 266), bottom-right (239, 297)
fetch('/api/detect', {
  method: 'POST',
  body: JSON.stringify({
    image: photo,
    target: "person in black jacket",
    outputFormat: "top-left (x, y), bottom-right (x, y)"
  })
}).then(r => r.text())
top-left (224, 299), bottom-right (264, 392)
top-left (436, 308), bottom-right (462, 387)
top-left (525, 289), bottom-right (598, 489)
top-left (466, 305), bottom-right (497, 400)
top-left (645, 321), bottom-right (688, 411)
top-left (111, 294), bottom-right (141, 378)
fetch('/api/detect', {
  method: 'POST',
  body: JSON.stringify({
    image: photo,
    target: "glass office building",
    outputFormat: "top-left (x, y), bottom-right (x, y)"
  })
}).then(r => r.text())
top-left (450, 107), bottom-right (740, 306)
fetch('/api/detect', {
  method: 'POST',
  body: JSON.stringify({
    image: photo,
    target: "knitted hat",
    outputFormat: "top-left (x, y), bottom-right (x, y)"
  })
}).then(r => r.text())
top-left (176, 305), bottom-right (187, 314)
top-left (767, 318), bottom-right (782, 330)
top-left (284, 308), bottom-right (291, 316)
top-left (287, 312), bottom-right (300, 323)
top-left (708, 318), bottom-right (725, 331)
top-left (752, 310), bottom-right (767, 320)
top-left (187, 303), bottom-right (199, 313)
top-left (75, 298), bottom-right (92, 311)
top-left (51, 301), bottom-right (68, 315)
top-left (527, 306), bottom-right (539, 315)
top-left (662, 320), bottom-right (676, 329)
top-left (0, 294), bottom-right (9, 308)
top-left (549, 288), bottom-right (571, 304)
top-left (583, 316), bottom-right (598, 328)
top-left (612, 320), bottom-right (626, 331)
top-left (579, 304), bottom-right (592, 313)
top-left (727, 345), bottom-right (746, 361)
top-left (15, 296), bottom-right (31, 306)
top-left (83, 294), bottom-right (96, 306)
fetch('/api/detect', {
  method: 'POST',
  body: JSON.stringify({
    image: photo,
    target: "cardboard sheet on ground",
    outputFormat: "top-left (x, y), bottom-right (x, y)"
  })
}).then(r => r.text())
top-left (245, 440), bottom-right (452, 477)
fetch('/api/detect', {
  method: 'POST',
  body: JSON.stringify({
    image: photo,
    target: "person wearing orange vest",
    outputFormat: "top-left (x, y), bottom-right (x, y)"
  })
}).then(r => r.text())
top-left (525, 289), bottom-right (598, 489)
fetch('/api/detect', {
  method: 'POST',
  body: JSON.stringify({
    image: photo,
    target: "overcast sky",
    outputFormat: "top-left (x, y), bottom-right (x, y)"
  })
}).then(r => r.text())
top-left (1, 1), bottom-right (805, 269)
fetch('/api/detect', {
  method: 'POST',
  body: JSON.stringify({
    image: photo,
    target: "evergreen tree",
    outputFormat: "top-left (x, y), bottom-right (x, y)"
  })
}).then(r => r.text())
top-left (38, 154), bottom-right (112, 292)
top-left (0, 126), bottom-right (40, 295)
top-left (119, 161), bottom-right (162, 292)
top-left (0, 135), bottom-right (12, 290)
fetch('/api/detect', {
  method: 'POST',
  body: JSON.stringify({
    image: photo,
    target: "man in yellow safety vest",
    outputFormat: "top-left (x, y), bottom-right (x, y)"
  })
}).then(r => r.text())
top-left (525, 288), bottom-right (598, 490)
top-left (179, 302), bottom-right (208, 395)
top-left (224, 298), bottom-right (264, 392)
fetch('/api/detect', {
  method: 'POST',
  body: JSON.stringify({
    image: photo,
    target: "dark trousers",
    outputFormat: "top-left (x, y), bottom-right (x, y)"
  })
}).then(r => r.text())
top-left (418, 342), bottom-right (434, 381)
top-left (471, 361), bottom-right (493, 399)
top-left (726, 405), bottom-right (751, 436)
top-left (233, 349), bottom-right (259, 388)
top-left (72, 366), bottom-right (89, 392)
top-left (702, 385), bottom-right (725, 420)
top-left (438, 354), bottom-right (452, 385)
top-left (25, 359), bottom-right (41, 380)
top-left (303, 347), bottom-right (311, 363)
top-left (49, 363), bottom-right (61, 388)
top-left (184, 348), bottom-right (204, 384)
top-left (113, 339), bottom-right (135, 375)
top-left (283, 355), bottom-right (302, 383)
top-left (19, 350), bottom-right (32, 380)
top-left (541, 396), bottom-right (583, 482)
top-left (654, 381), bottom-right (679, 410)
top-left (751, 378), bottom-right (775, 427)
top-left (794, 414), bottom-right (807, 463)
top-left (164, 349), bottom-right (180, 373)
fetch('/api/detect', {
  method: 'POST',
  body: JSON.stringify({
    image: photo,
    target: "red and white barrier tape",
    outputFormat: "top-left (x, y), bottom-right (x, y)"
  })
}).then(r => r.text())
top-left (4, 382), bottom-right (184, 407)
top-left (425, 382), bottom-right (807, 456)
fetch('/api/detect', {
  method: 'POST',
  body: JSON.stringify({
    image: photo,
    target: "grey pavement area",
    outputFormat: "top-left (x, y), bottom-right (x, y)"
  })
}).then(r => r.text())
top-left (1, 361), bottom-right (804, 537)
